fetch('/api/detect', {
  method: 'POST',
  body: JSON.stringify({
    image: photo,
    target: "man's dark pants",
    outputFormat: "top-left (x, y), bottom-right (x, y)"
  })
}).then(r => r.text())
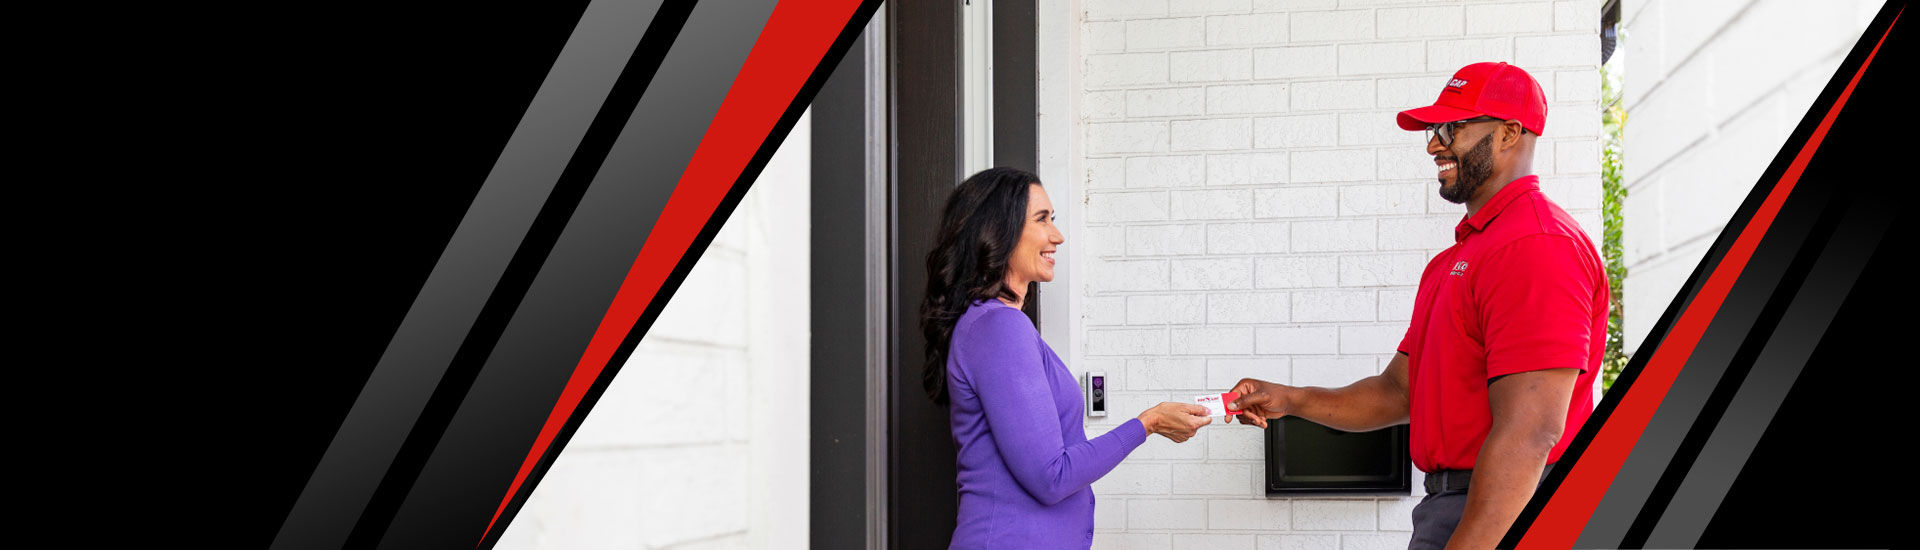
top-left (1407, 466), bottom-right (1553, 550)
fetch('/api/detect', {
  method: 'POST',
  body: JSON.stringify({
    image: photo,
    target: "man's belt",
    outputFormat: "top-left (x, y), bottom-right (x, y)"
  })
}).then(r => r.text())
top-left (1423, 463), bottom-right (1555, 494)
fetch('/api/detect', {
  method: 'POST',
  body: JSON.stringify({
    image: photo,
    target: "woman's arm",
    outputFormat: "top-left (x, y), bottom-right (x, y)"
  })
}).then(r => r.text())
top-left (964, 308), bottom-right (1153, 505)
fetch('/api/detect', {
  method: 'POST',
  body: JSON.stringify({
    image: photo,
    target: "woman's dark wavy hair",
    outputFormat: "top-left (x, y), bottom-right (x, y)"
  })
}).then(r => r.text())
top-left (921, 167), bottom-right (1041, 407)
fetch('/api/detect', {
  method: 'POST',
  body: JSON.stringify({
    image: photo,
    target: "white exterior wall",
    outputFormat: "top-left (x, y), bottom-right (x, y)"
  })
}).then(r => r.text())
top-left (496, 112), bottom-right (811, 550)
top-left (1064, 2), bottom-right (1603, 548)
top-left (1618, 0), bottom-right (1879, 356)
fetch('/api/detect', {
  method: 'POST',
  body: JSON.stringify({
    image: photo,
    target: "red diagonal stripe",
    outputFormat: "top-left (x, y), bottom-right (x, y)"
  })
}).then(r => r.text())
top-left (476, 0), bottom-right (867, 544)
top-left (1516, 8), bottom-right (1902, 548)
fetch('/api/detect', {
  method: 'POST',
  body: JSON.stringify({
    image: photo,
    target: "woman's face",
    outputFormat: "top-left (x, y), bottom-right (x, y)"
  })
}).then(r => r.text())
top-left (1006, 184), bottom-right (1064, 290)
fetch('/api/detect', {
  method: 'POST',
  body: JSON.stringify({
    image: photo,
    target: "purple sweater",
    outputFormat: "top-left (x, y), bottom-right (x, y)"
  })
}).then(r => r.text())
top-left (946, 300), bottom-right (1148, 549)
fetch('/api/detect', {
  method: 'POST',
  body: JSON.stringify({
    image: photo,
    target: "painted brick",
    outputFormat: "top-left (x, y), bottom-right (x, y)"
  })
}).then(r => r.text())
top-left (1339, 112), bottom-right (1422, 147)
top-left (1290, 80), bottom-right (1374, 111)
top-left (1129, 499), bottom-right (1209, 530)
top-left (1540, 175), bottom-right (1602, 211)
top-left (1555, 69), bottom-right (1601, 102)
top-left (1089, 121), bottom-right (1170, 154)
top-left (1094, 533), bottom-right (1173, 550)
top-left (1293, 356), bottom-right (1378, 386)
top-left (1341, 183), bottom-right (1427, 216)
top-left (1089, 258), bottom-right (1170, 292)
top-left (1207, 357), bottom-right (1287, 389)
top-left (1088, 53), bottom-right (1170, 87)
top-left (1172, 188), bottom-right (1254, 219)
top-left (1174, 534), bottom-right (1257, 550)
top-left (1427, 37), bottom-right (1512, 72)
top-left (1209, 13), bottom-right (1289, 46)
top-left (1515, 34), bottom-right (1599, 68)
top-left (1555, 0), bottom-right (1600, 32)
top-left (1172, 118), bottom-right (1255, 151)
top-left (1206, 428), bottom-right (1270, 461)
top-left (1291, 219), bottom-right (1376, 252)
top-left (1127, 356), bottom-right (1208, 390)
top-left (1254, 114), bottom-right (1339, 149)
top-left (1378, 288), bottom-right (1417, 321)
top-left (1088, 190), bottom-right (1170, 222)
top-left (1128, 87), bottom-right (1208, 118)
top-left (1127, 155), bottom-right (1207, 188)
top-left (1555, 138), bottom-right (1601, 174)
top-left (1255, 326), bottom-right (1339, 354)
top-left (1291, 10), bottom-right (1373, 42)
top-left (1206, 291), bottom-right (1290, 323)
top-left (1207, 83), bottom-right (1290, 116)
top-left (1209, 152), bottom-right (1289, 186)
top-left (1086, 225), bottom-right (1129, 257)
top-left (1338, 42), bottom-right (1427, 76)
top-left (1378, 497), bottom-right (1418, 531)
top-left (1172, 256), bottom-right (1254, 290)
top-left (1171, 0), bottom-right (1254, 16)
top-left (1087, 0), bottom-right (1169, 22)
top-left (1087, 90), bottom-right (1129, 120)
top-left (1173, 463), bottom-right (1255, 494)
top-left (1252, 0), bottom-right (1334, 11)
top-left (1094, 463), bottom-right (1174, 495)
top-left (1293, 499), bottom-right (1377, 530)
top-left (1378, 147), bottom-right (1440, 180)
top-left (1131, 429), bottom-right (1210, 460)
top-left (1087, 297), bottom-right (1129, 328)
top-left (1552, 102), bottom-right (1604, 139)
top-left (1172, 326), bottom-right (1255, 354)
top-left (1127, 18), bottom-right (1206, 50)
top-left (1466, 2), bottom-right (1555, 35)
top-left (1342, 533), bottom-right (1414, 550)
top-left (1254, 256), bottom-right (1339, 289)
top-left (1291, 149), bottom-right (1376, 183)
top-left (1257, 534), bottom-right (1337, 550)
top-left (1339, 324), bottom-right (1406, 354)
top-left (1127, 294), bottom-right (1207, 325)
top-left (1129, 223), bottom-right (1207, 256)
top-left (1254, 46), bottom-right (1339, 79)
top-left (1086, 21), bottom-right (1128, 54)
top-left (1253, 187), bottom-right (1338, 218)
top-left (1291, 290), bottom-right (1376, 322)
top-left (1087, 156), bottom-right (1126, 190)
top-left (1378, 215), bottom-right (1457, 250)
top-left (1378, 5), bottom-right (1464, 38)
top-left (1206, 222), bottom-right (1289, 254)
top-left (1377, 76), bottom-right (1442, 110)
top-left (1088, 328), bottom-right (1171, 355)
top-left (1096, 496), bottom-right (1127, 531)
top-left (1172, 50), bottom-right (1255, 82)
top-left (1339, 253), bottom-right (1426, 286)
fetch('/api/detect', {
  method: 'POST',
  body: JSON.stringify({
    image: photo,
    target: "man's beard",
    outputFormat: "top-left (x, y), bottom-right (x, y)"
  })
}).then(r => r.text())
top-left (1438, 133), bottom-right (1495, 204)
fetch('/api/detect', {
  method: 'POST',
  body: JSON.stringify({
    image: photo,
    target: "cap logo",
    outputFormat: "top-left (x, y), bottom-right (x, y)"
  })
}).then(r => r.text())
top-left (1446, 78), bottom-right (1469, 90)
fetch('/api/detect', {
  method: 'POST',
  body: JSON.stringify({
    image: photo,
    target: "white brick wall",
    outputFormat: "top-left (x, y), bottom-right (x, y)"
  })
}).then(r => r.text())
top-left (497, 113), bottom-right (812, 550)
top-left (1619, 0), bottom-right (1879, 356)
top-left (1070, 1), bottom-right (1603, 547)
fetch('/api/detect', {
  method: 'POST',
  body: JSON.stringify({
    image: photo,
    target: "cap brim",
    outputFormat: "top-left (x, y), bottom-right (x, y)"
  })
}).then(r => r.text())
top-left (1396, 104), bottom-right (1484, 131)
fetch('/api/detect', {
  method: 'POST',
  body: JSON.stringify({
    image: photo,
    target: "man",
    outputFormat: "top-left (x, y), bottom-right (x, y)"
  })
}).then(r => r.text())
top-left (1228, 62), bottom-right (1605, 549)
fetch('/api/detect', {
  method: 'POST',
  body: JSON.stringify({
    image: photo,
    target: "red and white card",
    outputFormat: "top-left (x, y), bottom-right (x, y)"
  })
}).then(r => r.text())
top-left (1193, 392), bottom-right (1243, 417)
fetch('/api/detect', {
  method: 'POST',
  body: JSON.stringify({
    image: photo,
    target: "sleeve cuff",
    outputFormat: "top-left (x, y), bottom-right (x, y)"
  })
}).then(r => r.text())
top-left (1117, 417), bottom-right (1149, 448)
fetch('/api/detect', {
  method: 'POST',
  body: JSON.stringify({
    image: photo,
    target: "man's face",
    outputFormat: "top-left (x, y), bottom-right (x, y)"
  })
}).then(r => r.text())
top-left (1432, 128), bottom-right (1496, 205)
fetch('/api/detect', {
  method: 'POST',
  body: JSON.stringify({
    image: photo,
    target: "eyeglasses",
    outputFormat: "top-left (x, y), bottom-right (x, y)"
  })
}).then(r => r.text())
top-left (1425, 116), bottom-right (1504, 147)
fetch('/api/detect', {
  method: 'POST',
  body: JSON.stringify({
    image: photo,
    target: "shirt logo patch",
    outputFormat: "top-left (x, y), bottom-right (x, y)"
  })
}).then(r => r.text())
top-left (1449, 261), bottom-right (1469, 276)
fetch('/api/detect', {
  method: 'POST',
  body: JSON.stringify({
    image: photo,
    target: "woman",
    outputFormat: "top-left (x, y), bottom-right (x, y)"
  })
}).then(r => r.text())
top-left (921, 167), bottom-right (1212, 549)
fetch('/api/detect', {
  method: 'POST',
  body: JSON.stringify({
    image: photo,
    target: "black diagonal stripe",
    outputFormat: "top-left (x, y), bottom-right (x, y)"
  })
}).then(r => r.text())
top-left (270, 1), bottom-right (666, 548)
top-left (373, 0), bottom-right (782, 546)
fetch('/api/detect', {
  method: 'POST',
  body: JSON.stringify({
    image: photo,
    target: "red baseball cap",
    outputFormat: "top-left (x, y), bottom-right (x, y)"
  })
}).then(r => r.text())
top-left (1397, 62), bottom-right (1548, 136)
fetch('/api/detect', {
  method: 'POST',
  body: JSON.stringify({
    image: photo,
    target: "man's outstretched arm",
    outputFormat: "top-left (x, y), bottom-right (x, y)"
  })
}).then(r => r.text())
top-left (1447, 367), bottom-right (1578, 548)
top-left (1228, 352), bottom-right (1411, 432)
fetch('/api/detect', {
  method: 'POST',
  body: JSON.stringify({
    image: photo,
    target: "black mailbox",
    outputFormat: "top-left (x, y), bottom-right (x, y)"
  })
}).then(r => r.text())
top-left (1265, 417), bottom-right (1411, 495)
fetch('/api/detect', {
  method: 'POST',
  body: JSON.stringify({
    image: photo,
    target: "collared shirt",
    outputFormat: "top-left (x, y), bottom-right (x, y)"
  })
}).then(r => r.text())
top-left (1397, 175), bottom-right (1606, 472)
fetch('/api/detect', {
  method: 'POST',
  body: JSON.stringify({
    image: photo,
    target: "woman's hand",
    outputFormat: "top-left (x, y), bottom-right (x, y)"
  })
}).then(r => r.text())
top-left (1138, 402), bottom-right (1212, 442)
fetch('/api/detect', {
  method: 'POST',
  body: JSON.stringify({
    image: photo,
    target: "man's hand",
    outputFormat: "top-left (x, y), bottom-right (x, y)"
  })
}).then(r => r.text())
top-left (1226, 378), bottom-right (1292, 429)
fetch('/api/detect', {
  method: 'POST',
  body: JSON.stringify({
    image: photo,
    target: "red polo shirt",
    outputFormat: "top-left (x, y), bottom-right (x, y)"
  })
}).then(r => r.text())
top-left (1396, 175), bottom-right (1605, 473)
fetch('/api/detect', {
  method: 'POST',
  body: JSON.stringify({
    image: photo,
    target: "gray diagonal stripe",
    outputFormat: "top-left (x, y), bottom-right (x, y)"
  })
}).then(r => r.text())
top-left (270, 1), bottom-right (663, 548)
top-left (376, 0), bottom-right (781, 545)
top-left (1573, 185), bottom-right (1836, 548)
top-left (1643, 197), bottom-right (1892, 547)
